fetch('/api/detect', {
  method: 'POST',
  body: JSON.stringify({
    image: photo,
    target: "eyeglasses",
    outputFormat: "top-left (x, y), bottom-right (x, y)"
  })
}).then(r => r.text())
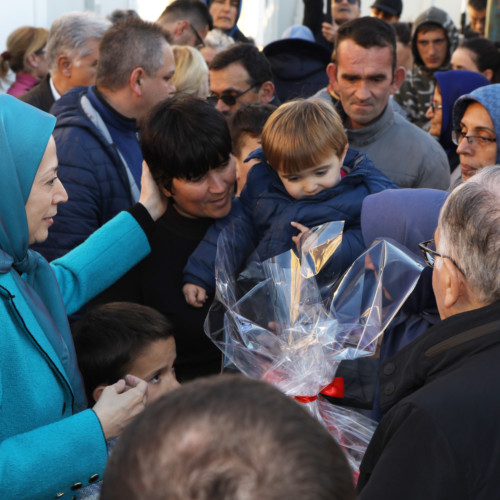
top-left (334, 0), bottom-right (358, 4)
top-left (207, 83), bottom-right (259, 107)
top-left (451, 130), bottom-right (497, 148)
top-left (34, 47), bottom-right (46, 56)
top-left (429, 101), bottom-right (443, 112)
top-left (189, 23), bottom-right (205, 49)
top-left (419, 239), bottom-right (465, 275)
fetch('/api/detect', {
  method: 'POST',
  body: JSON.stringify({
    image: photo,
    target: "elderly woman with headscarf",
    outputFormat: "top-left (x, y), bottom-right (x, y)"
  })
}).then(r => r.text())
top-left (0, 95), bottom-right (166, 499)
top-left (425, 69), bottom-right (490, 172)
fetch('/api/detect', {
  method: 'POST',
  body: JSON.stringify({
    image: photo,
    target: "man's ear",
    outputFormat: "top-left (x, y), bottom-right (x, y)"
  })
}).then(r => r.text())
top-left (441, 258), bottom-right (463, 310)
top-left (175, 19), bottom-right (190, 37)
top-left (257, 81), bottom-right (275, 103)
top-left (130, 67), bottom-right (146, 96)
top-left (390, 66), bottom-right (406, 94)
top-left (92, 385), bottom-right (106, 404)
top-left (57, 54), bottom-right (72, 78)
top-left (326, 63), bottom-right (339, 93)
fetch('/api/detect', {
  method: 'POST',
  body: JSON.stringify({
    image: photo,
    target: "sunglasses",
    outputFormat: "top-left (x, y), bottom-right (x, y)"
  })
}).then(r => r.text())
top-left (334, 0), bottom-right (358, 4)
top-left (207, 83), bottom-right (259, 107)
top-left (189, 23), bottom-right (205, 49)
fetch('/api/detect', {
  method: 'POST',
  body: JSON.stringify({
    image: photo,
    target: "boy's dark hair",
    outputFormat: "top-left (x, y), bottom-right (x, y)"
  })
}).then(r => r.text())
top-left (335, 17), bottom-right (397, 73)
top-left (229, 103), bottom-right (276, 158)
top-left (158, 0), bottom-right (213, 31)
top-left (141, 94), bottom-right (232, 191)
top-left (96, 17), bottom-right (167, 90)
top-left (101, 375), bottom-right (355, 500)
top-left (468, 0), bottom-right (487, 10)
top-left (210, 43), bottom-right (273, 87)
top-left (73, 302), bottom-right (174, 403)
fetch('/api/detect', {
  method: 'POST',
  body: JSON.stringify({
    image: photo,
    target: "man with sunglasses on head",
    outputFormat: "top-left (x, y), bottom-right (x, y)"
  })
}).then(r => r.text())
top-left (358, 165), bottom-right (500, 499)
top-left (208, 43), bottom-right (276, 120)
top-left (157, 0), bottom-right (212, 48)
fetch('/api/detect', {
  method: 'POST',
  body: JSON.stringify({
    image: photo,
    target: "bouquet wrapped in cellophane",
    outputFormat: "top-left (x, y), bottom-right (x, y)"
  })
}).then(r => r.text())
top-left (205, 221), bottom-right (424, 473)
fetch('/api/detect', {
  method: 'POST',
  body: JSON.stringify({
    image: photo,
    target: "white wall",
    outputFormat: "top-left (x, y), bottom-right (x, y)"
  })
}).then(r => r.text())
top-left (0, 0), bottom-right (468, 53)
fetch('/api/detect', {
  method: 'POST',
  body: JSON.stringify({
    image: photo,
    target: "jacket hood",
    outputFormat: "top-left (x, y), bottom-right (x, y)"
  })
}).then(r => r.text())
top-left (411, 7), bottom-right (459, 71)
top-left (435, 70), bottom-right (490, 151)
top-left (263, 38), bottom-right (330, 101)
top-left (452, 84), bottom-right (500, 164)
top-left (204, 0), bottom-right (242, 38)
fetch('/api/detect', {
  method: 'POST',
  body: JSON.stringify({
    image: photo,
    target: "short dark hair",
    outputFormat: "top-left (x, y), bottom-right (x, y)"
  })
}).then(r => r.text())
top-left (210, 42), bottom-right (273, 87)
top-left (73, 302), bottom-right (174, 403)
top-left (141, 93), bottom-right (232, 191)
top-left (468, 0), bottom-right (487, 10)
top-left (335, 17), bottom-right (397, 73)
top-left (158, 0), bottom-right (213, 31)
top-left (461, 37), bottom-right (500, 83)
top-left (229, 102), bottom-right (276, 157)
top-left (101, 375), bottom-right (355, 500)
top-left (96, 17), bottom-right (167, 90)
top-left (392, 21), bottom-right (411, 46)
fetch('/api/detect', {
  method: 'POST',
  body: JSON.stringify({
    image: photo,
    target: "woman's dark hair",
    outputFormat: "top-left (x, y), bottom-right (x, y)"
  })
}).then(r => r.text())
top-left (141, 94), bottom-right (232, 191)
top-left (460, 37), bottom-right (500, 83)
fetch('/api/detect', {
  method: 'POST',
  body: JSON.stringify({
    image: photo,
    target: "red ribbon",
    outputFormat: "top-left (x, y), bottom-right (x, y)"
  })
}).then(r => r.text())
top-left (294, 377), bottom-right (345, 403)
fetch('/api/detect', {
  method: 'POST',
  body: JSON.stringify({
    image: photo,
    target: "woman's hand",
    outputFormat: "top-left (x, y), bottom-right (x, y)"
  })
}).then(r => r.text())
top-left (92, 374), bottom-right (148, 440)
top-left (138, 161), bottom-right (168, 221)
top-left (183, 283), bottom-right (208, 308)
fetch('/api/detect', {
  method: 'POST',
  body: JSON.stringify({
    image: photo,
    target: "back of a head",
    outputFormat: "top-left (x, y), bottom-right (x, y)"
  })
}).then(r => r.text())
top-left (107, 9), bottom-right (140, 24)
top-left (141, 93), bottom-right (232, 190)
top-left (73, 302), bottom-right (173, 403)
top-left (439, 165), bottom-right (500, 304)
top-left (262, 98), bottom-right (347, 174)
top-left (172, 45), bottom-right (209, 97)
top-left (210, 42), bottom-right (273, 86)
top-left (101, 375), bottom-right (355, 500)
top-left (461, 37), bottom-right (500, 83)
top-left (335, 17), bottom-right (396, 72)
top-left (46, 11), bottom-right (110, 73)
top-left (96, 17), bottom-right (167, 91)
top-left (0, 26), bottom-right (48, 77)
top-left (158, 0), bottom-right (213, 32)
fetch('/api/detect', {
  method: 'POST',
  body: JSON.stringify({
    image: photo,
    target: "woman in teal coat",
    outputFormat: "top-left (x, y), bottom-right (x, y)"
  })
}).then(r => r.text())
top-left (0, 95), bottom-right (166, 499)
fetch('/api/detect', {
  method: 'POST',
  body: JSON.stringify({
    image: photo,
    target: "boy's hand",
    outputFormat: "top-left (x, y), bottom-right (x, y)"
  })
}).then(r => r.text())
top-left (291, 221), bottom-right (313, 254)
top-left (183, 283), bottom-right (208, 308)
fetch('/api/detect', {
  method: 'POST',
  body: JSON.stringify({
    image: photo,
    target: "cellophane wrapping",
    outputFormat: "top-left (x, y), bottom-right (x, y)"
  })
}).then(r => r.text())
top-left (205, 221), bottom-right (424, 472)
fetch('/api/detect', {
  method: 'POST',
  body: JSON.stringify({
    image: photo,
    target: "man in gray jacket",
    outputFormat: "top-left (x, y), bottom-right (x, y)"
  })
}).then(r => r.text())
top-left (324, 17), bottom-right (450, 189)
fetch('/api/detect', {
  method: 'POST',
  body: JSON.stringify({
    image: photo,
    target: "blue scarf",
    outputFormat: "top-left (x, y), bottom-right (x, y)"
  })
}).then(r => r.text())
top-left (0, 95), bottom-right (87, 411)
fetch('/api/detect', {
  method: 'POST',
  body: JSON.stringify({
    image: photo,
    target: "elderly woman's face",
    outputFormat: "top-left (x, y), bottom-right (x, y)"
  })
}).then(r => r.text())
top-left (25, 136), bottom-right (68, 245)
top-left (164, 158), bottom-right (236, 219)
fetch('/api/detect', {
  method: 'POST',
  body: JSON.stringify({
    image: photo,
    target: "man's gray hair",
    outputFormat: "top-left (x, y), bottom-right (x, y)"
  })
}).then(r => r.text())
top-left (438, 165), bottom-right (500, 304)
top-left (96, 17), bottom-right (167, 91)
top-left (46, 11), bottom-right (110, 72)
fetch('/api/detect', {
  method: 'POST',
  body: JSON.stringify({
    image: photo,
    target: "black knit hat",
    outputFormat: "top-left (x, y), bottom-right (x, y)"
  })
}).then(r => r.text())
top-left (370, 0), bottom-right (402, 17)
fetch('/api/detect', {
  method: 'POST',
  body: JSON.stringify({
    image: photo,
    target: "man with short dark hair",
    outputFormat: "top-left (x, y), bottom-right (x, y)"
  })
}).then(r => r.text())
top-left (157, 0), bottom-right (212, 47)
top-left (33, 18), bottom-right (176, 261)
top-left (393, 6), bottom-right (459, 129)
top-left (464, 0), bottom-right (487, 38)
top-left (101, 375), bottom-right (356, 500)
top-left (358, 165), bottom-right (500, 499)
top-left (209, 43), bottom-right (276, 119)
top-left (324, 17), bottom-right (449, 188)
top-left (20, 11), bottom-right (110, 112)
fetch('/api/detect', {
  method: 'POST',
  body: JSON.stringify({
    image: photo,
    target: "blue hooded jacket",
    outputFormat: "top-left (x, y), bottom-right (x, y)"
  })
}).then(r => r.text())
top-left (184, 147), bottom-right (398, 294)
top-left (453, 84), bottom-right (500, 164)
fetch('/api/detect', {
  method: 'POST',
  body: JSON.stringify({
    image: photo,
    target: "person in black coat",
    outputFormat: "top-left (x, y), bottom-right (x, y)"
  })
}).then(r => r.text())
top-left (358, 165), bottom-right (500, 500)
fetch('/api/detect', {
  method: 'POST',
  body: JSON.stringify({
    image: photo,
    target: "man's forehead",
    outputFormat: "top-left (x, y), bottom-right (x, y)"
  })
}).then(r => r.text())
top-left (210, 62), bottom-right (251, 91)
top-left (337, 40), bottom-right (393, 69)
top-left (417, 27), bottom-right (446, 40)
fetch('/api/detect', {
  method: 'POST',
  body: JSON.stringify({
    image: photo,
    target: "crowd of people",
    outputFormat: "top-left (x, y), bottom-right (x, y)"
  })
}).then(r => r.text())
top-left (1, 0), bottom-right (500, 498)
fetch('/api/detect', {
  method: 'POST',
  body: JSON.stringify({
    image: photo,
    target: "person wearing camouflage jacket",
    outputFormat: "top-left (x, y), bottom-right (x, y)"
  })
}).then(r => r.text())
top-left (393, 7), bottom-right (458, 130)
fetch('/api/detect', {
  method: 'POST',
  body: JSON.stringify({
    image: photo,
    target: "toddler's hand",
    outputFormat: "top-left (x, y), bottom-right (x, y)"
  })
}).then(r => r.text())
top-left (291, 221), bottom-right (313, 254)
top-left (183, 283), bottom-right (208, 308)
